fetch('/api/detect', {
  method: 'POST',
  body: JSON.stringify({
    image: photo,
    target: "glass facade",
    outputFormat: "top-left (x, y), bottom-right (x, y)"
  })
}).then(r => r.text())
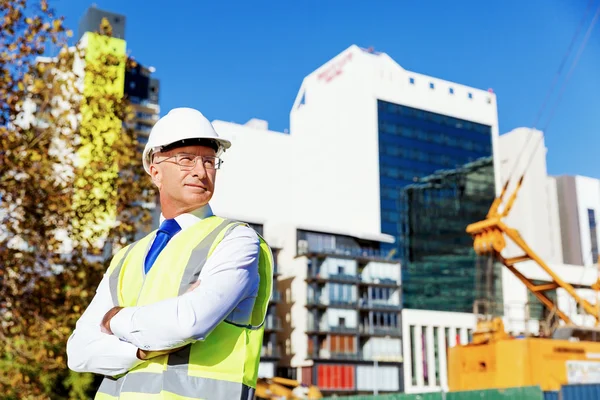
top-left (376, 99), bottom-right (495, 313)
top-left (399, 157), bottom-right (501, 313)
top-left (377, 99), bottom-right (493, 243)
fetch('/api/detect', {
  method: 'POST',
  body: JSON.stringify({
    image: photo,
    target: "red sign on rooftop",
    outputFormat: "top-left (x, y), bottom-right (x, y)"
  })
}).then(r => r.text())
top-left (317, 52), bottom-right (354, 84)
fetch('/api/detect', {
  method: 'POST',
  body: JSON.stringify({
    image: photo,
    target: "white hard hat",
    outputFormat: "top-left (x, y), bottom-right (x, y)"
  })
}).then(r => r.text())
top-left (142, 107), bottom-right (232, 174)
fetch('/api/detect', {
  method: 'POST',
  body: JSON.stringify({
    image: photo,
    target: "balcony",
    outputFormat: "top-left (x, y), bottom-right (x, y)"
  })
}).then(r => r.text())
top-left (359, 325), bottom-right (401, 337)
top-left (270, 290), bottom-right (281, 303)
top-left (306, 271), bottom-right (360, 284)
top-left (261, 347), bottom-right (281, 359)
top-left (307, 321), bottom-right (358, 335)
top-left (359, 299), bottom-right (401, 310)
top-left (264, 316), bottom-right (282, 331)
top-left (359, 277), bottom-right (400, 287)
top-left (298, 242), bottom-right (400, 263)
top-left (329, 351), bottom-right (362, 360)
top-left (129, 96), bottom-right (159, 111)
top-left (306, 297), bottom-right (357, 310)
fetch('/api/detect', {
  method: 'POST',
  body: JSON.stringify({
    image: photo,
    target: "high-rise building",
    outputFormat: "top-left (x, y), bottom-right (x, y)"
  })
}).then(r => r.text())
top-left (77, 6), bottom-right (161, 152)
top-left (124, 62), bottom-right (161, 152)
top-left (206, 45), bottom-right (501, 395)
top-left (77, 5), bottom-right (126, 41)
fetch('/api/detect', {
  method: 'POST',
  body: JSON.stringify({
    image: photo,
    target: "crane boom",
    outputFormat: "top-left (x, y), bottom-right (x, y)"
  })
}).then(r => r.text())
top-left (466, 174), bottom-right (600, 327)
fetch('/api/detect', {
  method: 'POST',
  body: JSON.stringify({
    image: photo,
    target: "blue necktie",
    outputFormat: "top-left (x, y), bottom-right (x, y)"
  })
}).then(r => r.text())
top-left (144, 219), bottom-right (181, 274)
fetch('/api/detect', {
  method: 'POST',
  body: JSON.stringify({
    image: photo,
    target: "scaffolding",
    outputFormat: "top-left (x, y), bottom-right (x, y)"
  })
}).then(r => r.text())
top-left (399, 156), bottom-right (503, 313)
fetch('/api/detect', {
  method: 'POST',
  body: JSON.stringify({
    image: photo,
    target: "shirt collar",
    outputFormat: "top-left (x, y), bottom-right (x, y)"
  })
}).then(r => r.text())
top-left (159, 204), bottom-right (214, 231)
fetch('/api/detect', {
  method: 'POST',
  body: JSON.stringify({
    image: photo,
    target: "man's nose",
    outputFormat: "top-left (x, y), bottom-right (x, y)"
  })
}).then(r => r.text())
top-left (191, 157), bottom-right (208, 178)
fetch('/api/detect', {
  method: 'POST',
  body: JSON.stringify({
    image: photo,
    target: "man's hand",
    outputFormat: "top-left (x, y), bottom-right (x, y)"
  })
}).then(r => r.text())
top-left (186, 280), bottom-right (200, 293)
top-left (100, 306), bottom-right (123, 335)
top-left (136, 347), bottom-right (185, 360)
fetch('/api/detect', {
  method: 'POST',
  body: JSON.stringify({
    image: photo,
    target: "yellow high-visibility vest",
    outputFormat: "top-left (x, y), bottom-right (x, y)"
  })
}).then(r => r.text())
top-left (94, 216), bottom-right (273, 400)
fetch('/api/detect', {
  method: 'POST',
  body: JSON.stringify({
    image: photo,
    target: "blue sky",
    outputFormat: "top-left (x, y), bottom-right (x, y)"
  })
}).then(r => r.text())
top-left (54, 0), bottom-right (599, 178)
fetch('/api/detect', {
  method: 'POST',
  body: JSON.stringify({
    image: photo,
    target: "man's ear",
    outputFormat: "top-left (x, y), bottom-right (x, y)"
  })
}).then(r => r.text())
top-left (149, 163), bottom-right (162, 190)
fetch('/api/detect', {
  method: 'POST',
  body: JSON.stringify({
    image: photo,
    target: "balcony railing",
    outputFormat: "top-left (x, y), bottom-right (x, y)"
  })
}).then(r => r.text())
top-left (307, 322), bottom-right (358, 334)
top-left (360, 277), bottom-right (399, 286)
top-left (307, 271), bottom-right (400, 287)
top-left (307, 297), bottom-right (326, 306)
top-left (298, 243), bottom-right (400, 261)
top-left (359, 299), bottom-right (401, 310)
top-left (329, 325), bottom-right (358, 334)
top-left (270, 291), bottom-right (281, 303)
top-left (359, 325), bottom-right (401, 336)
top-left (329, 352), bottom-right (362, 360)
top-left (261, 347), bottom-right (281, 358)
top-left (329, 299), bottom-right (358, 307)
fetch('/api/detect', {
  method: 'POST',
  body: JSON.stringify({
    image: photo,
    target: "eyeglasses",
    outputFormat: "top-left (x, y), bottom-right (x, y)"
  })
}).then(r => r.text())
top-left (154, 153), bottom-right (223, 170)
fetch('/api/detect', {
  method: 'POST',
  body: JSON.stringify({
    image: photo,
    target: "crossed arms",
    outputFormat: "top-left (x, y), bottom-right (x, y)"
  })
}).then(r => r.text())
top-left (66, 226), bottom-right (260, 377)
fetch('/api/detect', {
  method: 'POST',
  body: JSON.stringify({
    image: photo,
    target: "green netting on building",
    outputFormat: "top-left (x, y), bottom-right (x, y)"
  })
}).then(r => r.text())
top-left (399, 156), bottom-right (503, 314)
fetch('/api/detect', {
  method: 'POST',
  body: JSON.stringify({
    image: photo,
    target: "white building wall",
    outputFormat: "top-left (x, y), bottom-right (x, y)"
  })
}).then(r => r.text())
top-left (319, 258), bottom-right (357, 278)
top-left (289, 45), bottom-right (500, 241)
top-left (289, 256), bottom-right (310, 367)
top-left (210, 120), bottom-right (293, 227)
top-left (326, 309), bottom-right (358, 328)
top-left (361, 261), bottom-right (402, 283)
top-left (402, 309), bottom-right (475, 394)
top-left (498, 128), bottom-right (561, 264)
top-left (546, 176), bottom-right (564, 264)
top-left (361, 337), bottom-right (403, 362)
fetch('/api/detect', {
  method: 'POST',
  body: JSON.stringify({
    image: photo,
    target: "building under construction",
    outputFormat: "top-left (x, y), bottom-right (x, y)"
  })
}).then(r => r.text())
top-left (399, 156), bottom-right (503, 315)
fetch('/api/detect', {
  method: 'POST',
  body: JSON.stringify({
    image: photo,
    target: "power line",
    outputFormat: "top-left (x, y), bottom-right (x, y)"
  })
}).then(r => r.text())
top-left (522, 2), bottom-right (600, 176)
top-left (503, 0), bottom-right (598, 187)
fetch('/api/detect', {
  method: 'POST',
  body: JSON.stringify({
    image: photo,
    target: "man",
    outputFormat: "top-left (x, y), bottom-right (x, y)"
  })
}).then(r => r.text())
top-left (66, 107), bottom-right (273, 400)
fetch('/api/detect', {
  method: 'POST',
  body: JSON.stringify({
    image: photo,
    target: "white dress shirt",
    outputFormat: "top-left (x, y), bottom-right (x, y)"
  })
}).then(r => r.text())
top-left (66, 204), bottom-right (260, 377)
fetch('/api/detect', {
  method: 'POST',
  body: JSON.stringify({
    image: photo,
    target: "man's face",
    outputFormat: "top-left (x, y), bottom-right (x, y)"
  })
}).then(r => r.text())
top-left (149, 145), bottom-right (218, 213)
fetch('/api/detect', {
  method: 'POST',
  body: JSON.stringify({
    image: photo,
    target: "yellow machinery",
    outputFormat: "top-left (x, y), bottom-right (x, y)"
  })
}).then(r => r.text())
top-left (255, 376), bottom-right (323, 399)
top-left (448, 177), bottom-right (600, 392)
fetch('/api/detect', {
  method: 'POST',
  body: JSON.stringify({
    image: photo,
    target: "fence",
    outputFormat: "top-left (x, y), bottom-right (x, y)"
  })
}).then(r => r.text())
top-left (323, 386), bottom-right (544, 400)
top-left (323, 384), bottom-right (600, 400)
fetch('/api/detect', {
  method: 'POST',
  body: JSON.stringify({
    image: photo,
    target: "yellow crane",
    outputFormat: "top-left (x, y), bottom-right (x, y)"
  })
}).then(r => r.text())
top-left (255, 376), bottom-right (323, 400)
top-left (448, 177), bottom-right (600, 392)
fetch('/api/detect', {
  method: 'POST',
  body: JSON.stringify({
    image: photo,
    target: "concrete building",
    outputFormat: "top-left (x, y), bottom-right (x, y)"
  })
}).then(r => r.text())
top-left (207, 45), bottom-right (501, 395)
top-left (555, 175), bottom-right (600, 267)
top-left (495, 128), bottom-right (599, 335)
top-left (77, 6), bottom-right (161, 151)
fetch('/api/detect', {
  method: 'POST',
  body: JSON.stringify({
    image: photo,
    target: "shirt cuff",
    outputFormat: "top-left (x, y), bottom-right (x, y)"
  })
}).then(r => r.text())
top-left (110, 307), bottom-right (144, 348)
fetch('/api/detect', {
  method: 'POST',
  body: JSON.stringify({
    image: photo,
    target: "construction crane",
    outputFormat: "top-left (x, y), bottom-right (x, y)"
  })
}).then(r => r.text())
top-left (447, 176), bottom-right (600, 392)
top-left (255, 376), bottom-right (323, 400)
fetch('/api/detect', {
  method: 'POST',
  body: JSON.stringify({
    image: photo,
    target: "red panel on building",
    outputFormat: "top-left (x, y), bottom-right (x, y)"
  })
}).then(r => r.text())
top-left (317, 364), bottom-right (355, 390)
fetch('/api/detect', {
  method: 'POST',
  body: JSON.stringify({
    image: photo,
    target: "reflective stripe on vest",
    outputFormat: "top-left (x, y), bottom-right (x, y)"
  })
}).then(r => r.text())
top-left (97, 370), bottom-right (255, 399)
top-left (96, 216), bottom-right (272, 400)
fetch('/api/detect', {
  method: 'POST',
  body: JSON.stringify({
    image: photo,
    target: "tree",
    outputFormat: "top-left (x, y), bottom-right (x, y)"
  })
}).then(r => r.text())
top-left (0, 1), bottom-right (156, 398)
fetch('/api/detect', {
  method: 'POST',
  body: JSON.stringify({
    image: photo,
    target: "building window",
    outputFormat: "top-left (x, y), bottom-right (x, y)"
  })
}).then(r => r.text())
top-left (449, 87), bottom-right (454, 94)
top-left (468, 92), bottom-right (473, 99)
top-left (410, 326), bottom-right (417, 386)
top-left (429, 82), bottom-right (435, 89)
top-left (409, 77), bottom-right (415, 85)
top-left (589, 209), bottom-right (598, 264)
top-left (433, 327), bottom-right (440, 385)
top-left (338, 317), bottom-right (346, 327)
